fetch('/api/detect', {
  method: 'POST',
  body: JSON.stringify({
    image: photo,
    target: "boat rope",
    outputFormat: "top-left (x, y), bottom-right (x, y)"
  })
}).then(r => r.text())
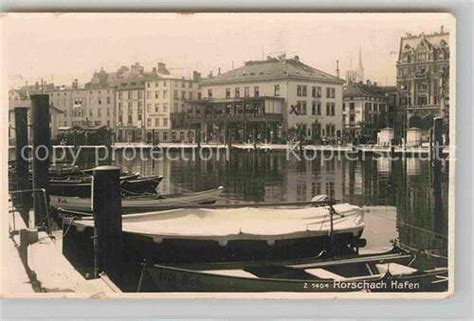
top-left (398, 242), bottom-right (448, 261)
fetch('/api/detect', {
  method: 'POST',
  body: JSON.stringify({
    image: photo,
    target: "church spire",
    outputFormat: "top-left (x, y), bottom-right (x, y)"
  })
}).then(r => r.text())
top-left (357, 45), bottom-right (365, 82)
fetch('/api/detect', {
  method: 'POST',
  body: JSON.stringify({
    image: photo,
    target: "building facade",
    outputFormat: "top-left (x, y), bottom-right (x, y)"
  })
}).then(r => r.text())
top-left (396, 27), bottom-right (450, 131)
top-left (342, 81), bottom-right (388, 142)
top-left (176, 55), bottom-right (344, 144)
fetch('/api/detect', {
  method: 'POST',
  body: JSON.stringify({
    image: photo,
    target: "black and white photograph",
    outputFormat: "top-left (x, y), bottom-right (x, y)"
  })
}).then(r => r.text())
top-left (1, 12), bottom-right (455, 298)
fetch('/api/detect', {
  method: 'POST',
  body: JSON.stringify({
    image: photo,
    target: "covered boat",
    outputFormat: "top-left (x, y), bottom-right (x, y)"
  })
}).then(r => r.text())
top-left (74, 203), bottom-right (365, 263)
top-left (51, 186), bottom-right (224, 213)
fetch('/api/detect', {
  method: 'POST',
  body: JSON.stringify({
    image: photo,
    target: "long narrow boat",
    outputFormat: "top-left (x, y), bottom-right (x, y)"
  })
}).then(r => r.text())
top-left (136, 246), bottom-right (448, 292)
top-left (48, 175), bottom-right (163, 197)
top-left (51, 186), bottom-right (224, 213)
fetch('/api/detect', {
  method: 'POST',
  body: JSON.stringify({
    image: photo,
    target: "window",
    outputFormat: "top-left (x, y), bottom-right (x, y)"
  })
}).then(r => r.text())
top-left (317, 103), bottom-right (321, 115)
top-left (234, 87), bottom-right (240, 98)
top-left (297, 85), bottom-right (302, 96)
top-left (326, 87), bottom-right (335, 99)
top-left (147, 91), bottom-right (151, 99)
top-left (326, 102), bottom-right (336, 116)
top-left (147, 119), bottom-right (152, 127)
top-left (365, 102), bottom-right (371, 111)
top-left (350, 102), bottom-right (355, 111)
top-left (138, 91), bottom-right (143, 99)
top-left (155, 118), bottom-right (159, 127)
top-left (118, 115), bottom-right (123, 123)
top-left (106, 108), bottom-right (110, 116)
top-left (188, 92), bottom-right (193, 100)
top-left (155, 104), bottom-right (159, 113)
top-left (163, 118), bottom-right (168, 127)
top-left (254, 86), bottom-right (260, 97)
top-left (163, 90), bottom-right (167, 98)
top-left (244, 87), bottom-right (250, 98)
top-left (297, 101), bottom-right (307, 115)
top-left (127, 115), bottom-right (132, 124)
top-left (163, 81), bottom-right (167, 87)
top-left (174, 90), bottom-right (178, 100)
top-left (98, 98), bottom-right (102, 105)
top-left (208, 89), bottom-right (213, 98)
top-left (331, 103), bottom-right (335, 116)
top-left (274, 84), bottom-right (280, 96)
top-left (302, 85), bottom-right (307, 97)
top-left (155, 91), bottom-right (159, 99)
top-left (312, 86), bottom-right (322, 98)
top-left (182, 81), bottom-right (185, 88)
top-left (312, 101), bottom-right (317, 115)
top-left (181, 91), bottom-right (186, 99)
top-left (98, 109), bottom-right (101, 117)
top-left (188, 82), bottom-right (192, 89)
top-left (107, 97), bottom-right (111, 104)
top-left (147, 104), bottom-right (152, 113)
top-left (225, 88), bottom-right (231, 98)
top-left (342, 103), bottom-right (345, 111)
top-left (163, 103), bottom-right (168, 112)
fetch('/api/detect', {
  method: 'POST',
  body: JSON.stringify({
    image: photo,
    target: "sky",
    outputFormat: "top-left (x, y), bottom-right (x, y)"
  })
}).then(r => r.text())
top-left (2, 13), bottom-right (455, 89)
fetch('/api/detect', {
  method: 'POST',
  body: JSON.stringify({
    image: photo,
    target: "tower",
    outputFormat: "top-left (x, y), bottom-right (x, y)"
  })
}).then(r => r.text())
top-left (357, 45), bottom-right (365, 83)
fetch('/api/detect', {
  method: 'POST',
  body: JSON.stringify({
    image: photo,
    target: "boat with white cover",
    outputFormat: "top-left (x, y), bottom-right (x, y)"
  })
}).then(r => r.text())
top-left (74, 203), bottom-right (365, 263)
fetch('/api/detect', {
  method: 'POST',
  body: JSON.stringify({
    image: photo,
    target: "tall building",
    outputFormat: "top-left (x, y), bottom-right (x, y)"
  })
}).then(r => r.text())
top-left (396, 26), bottom-right (450, 131)
top-left (342, 80), bottom-right (388, 141)
top-left (177, 55), bottom-right (344, 143)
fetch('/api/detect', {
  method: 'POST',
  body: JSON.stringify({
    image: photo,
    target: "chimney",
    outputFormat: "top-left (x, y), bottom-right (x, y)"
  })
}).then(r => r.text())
top-left (294, 55), bottom-right (299, 62)
top-left (157, 62), bottom-right (170, 75)
top-left (366, 79), bottom-right (371, 86)
top-left (208, 71), bottom-right (214, 78)
top-left (336, 60), bottom-right (340, 78)
top-left (72, 79), bottom-right (79, 89)
top-left (152, 67), bottom-right (157, 73)
top-left (440, 25), bottom-right (444, 33)
top-left (218, 67), bottom-right (221, 75)
top-left (193, 71), bottom-right (201, 82)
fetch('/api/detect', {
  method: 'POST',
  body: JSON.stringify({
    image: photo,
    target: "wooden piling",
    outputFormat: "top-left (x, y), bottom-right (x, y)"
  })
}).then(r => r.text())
top-left (30, 94), bottom-right (51, 229)
top-left (92, 166), bottom-right (122, 283)
top-left (14, 107), bottom-right (31, 223)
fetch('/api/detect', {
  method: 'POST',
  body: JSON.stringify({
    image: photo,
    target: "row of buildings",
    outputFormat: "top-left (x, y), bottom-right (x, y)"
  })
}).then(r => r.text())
top-left (8, 27), bottom-right (449, 145)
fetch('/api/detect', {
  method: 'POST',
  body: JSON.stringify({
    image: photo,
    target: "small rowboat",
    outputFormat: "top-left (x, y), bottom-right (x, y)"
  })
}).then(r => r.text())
top-left (136, 246), bottom-right (448, 292)
top-left (48, 175), bottom-right (163, 197)
top-left (51, 186), bottom-right (224, 213)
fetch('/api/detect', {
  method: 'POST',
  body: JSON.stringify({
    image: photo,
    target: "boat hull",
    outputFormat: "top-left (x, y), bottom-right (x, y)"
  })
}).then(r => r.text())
top-left (51, 186), bottom-right (224, 213)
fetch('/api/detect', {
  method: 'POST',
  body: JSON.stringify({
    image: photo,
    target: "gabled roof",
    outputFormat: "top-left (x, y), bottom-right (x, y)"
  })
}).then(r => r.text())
top-left (201, 56), bottom-right (344, 86)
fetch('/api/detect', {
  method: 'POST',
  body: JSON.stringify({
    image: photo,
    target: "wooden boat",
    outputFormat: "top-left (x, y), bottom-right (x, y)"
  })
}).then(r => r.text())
top-left (73, 203), bottom-right (366, 264)
top-left (136, 246), bottom-right (448, 292)
top-left (48, 175), bottom-right (163, 197)
top-left (51, 186), bottom-right (225, 213)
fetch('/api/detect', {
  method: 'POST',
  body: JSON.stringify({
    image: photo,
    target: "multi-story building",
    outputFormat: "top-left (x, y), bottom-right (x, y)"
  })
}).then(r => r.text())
top-left (115, 78), bottom-right (147, 142)
top-left (176, 55), bottom-right (344, 144)
top-left (342, 80), bottom-right (388, 141)
top-left (144, 66), bottom-right (200, 142)
top-left (396, 27), bottom-right (450, 131)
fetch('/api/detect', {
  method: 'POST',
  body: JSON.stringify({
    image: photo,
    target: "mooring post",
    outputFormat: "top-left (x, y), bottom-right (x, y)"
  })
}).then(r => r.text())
top-left (92, 166), bottom-right (122, 283)
top-left (30, 94), bottom-right (51, 229)
top-left (14, 107), bottom-right (31, 223)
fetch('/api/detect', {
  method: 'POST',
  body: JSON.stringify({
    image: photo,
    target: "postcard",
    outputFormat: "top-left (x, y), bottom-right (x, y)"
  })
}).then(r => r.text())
top-left (1, 12), bottom-right (455, 298)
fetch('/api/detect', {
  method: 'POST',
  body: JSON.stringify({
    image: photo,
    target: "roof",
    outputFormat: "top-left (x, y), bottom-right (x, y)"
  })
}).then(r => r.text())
top-left (343, 83), bottom-right (386, 99)
top-left (201, 56), bottom-right (344, 86)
